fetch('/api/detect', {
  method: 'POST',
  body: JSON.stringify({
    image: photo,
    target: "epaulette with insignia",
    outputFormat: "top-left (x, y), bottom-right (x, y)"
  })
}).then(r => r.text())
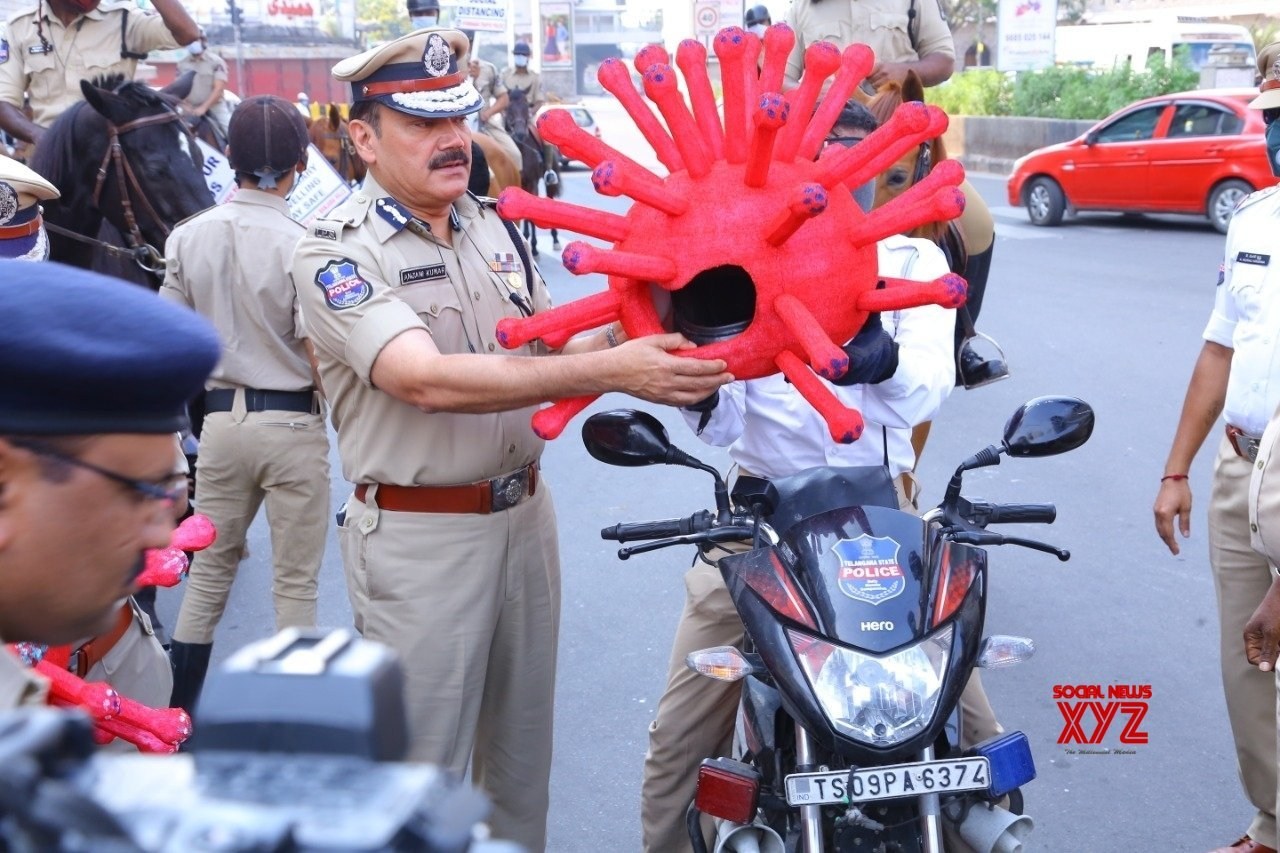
top-left (1233, 184), bottom-right (1280, 216)
top-left (467, 190), bottom-right (499, 209)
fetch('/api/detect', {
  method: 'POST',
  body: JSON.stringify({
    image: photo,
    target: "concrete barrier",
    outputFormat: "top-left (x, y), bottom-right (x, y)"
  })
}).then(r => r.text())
top-left (942, 115), bottom-right (1097, 178)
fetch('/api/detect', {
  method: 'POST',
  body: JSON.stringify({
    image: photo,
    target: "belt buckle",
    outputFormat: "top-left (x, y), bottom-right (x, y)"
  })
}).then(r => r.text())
top-left (490, 469), bottom-right (528, 512)
top-left (1228, 425), bottom-right (1262, 463)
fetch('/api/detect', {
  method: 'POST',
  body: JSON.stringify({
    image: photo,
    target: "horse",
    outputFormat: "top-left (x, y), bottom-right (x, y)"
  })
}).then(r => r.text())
top-left (308, 103), bottom-right (366, 185)
top-left (863, 73), bottom-right (1005, 456)
top-left (31, 74), bottom-right (214, 289)
top-left (503, 87), bottom-right (556, 256)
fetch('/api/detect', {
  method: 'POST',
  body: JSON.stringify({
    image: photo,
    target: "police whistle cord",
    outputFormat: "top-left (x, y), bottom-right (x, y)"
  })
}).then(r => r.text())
top-left (6, 514), bottom-right (217, 753)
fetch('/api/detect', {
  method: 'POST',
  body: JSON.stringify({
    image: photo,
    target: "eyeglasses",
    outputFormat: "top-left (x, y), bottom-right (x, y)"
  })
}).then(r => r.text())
top-left (823, 135), bottom-right (865, 148)
top-left (11, 439), bottom-right (188, 505)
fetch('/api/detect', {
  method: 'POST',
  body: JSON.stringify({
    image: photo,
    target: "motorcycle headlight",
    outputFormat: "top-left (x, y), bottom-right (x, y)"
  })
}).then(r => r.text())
top-left (787, 625), bottom-right (953, 747)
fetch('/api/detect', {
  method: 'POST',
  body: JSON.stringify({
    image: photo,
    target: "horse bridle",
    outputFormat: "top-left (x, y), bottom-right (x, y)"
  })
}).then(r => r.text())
top-left (45, 105), bottom-right (198, 274)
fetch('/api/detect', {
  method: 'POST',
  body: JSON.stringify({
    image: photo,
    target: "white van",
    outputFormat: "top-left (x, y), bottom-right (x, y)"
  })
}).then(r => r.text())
top-left (1054, 20), bottom-right (1256, 76)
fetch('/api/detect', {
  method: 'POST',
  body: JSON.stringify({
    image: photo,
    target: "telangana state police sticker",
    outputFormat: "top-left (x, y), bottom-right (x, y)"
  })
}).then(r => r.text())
top-left (833, 535), bottom-right (906, 605)
top-left (315, 258), bottom-right (372, 310)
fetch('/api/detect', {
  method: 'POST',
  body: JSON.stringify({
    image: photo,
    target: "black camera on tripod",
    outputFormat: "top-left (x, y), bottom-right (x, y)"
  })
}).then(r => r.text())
top-left (0, 629), bottom-right (522, 852)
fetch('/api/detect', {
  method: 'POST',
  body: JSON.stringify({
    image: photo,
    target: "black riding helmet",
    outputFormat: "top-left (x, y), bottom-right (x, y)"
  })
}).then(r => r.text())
top-left (513, 42), bottom-right (531, 57)
top-left (744, 4), bottom-right (771, 28)
top-left (227, 95), bottom-right (309, 190)
top-left (406, 0), bottom-right (438, 15)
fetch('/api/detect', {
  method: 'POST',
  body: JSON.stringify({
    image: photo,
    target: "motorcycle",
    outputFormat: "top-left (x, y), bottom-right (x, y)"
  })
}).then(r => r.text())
top-left (582, 396), bottom-right (1095, 853)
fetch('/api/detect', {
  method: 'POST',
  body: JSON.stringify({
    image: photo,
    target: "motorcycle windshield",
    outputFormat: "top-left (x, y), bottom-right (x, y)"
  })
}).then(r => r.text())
top-left (780, 505), bottom-right (928, 653)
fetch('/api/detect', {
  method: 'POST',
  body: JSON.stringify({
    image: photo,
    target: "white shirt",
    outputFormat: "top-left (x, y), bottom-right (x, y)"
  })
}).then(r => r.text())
top-left (681, 235), bottom-right (955, 479)
top-left (1202, 185), bottom-right (1280, 436)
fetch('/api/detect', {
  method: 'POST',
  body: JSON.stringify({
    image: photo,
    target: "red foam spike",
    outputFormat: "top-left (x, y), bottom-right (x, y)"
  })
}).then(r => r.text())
top-left (775, 351), bottom-right (865, 444)
top-left (798, 43), bottom-right (875, 161)
top-left (171, 513), bottom-right (215, 551)
top-left (676, 40), bottom-right (725, 161)
top-left (498, 187), bottom-right (631, 243)
top-left (592, 161), bottom-right (688, 216)
top-left (135, 547), bottom-right (189, 588)
top-left (536, 109), bottom-right (650, 176)
top-left (776, 41), bottom-right (843, 161)
top-left (633, 43), bottom-right (670, 74)
top-left (847, 185), bottom-right (966, 247)
top-left (856, 273), bottom-right (968, 312)
top-left (816, 101), bottom-right (934, 189)
top-left (774, 293), bottom-right (849, 379)
top-left (766, 182), bottom-right (830, 246)
top-left (758, 23), bottom-right (796, 94)
top-left (597, 58), bottom-right (683, 172)
top-left (37, 660), bottom-right (121, 719)
top-left (714, 28), bottom-right (752, 163)
top-left (644, 64), bottom-right (713, 178)
top-left (532, 396), bottom-right (598, 440)
top-left (561, 241), bottom-right (677, 283)
top-left (745, 93), bottom-right (790, 188)
top-left (96, 717), bottom-right (179, 753)
top-left (497, 290), bottom-right (621, 349)
top-left (114, 693), bottom-right (193, 747)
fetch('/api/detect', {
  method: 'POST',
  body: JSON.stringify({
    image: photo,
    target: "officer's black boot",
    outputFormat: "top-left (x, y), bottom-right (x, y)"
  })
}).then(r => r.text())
top-left (168, 641), bottom-right (213, 714)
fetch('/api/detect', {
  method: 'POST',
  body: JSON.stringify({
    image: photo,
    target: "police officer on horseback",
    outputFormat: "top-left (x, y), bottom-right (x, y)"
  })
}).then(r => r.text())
top-left (177, 26), bottom-right (231, 147)
top-left (500, 42), bottom-right (543, 114)
top-left (0, 0), bottom-right (200, 149)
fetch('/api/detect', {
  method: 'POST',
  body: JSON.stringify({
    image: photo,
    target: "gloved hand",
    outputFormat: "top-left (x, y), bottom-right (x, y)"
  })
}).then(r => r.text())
top-left (832, 312), bottom-right (899, 386)
top-left (683, 390), bottom-right (720, 435)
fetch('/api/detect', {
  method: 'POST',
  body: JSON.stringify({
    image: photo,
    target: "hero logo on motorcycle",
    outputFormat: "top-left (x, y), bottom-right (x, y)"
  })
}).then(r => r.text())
top-left (833, 535), bottom-right (905, 605)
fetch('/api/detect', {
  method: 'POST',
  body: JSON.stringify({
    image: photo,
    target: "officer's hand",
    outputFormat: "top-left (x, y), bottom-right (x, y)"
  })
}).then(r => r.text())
top-left (611, 333), bottom-right (733, 407)
top-left (832, 313), bottom-right (899, 387)
top-left (1153, 479), bottom-right (1193, 555)
top-left (867, 60), bottom-right (911, 89)
top-left (1244, 579), bottom-right (1280, 671)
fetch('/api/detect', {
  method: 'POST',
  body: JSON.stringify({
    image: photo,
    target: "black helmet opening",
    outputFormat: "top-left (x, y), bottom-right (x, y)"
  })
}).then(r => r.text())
top-left (671, 265), bottom-right (756, 346)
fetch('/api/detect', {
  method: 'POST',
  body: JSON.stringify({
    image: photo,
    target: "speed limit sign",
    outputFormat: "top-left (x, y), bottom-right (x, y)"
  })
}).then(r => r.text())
top-left (695, 2), bottom-right (719, 34)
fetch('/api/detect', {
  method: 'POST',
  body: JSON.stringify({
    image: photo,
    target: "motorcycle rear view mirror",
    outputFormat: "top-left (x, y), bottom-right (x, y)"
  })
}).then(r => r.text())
top-left (581, 409), bottom-right (674, 467)
top-left (1002, 396), bottom-right (1095, 458)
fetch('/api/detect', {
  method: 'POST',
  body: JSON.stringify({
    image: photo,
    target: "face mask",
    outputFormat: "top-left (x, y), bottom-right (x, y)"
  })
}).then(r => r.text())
top-left (188, 41), bottom-right (204, 56)
top-left (1267, 120), bottom-right (1280, 178)
top-left (514, 55), bottom-right (529, 69)
top-left (410, 13), bottom-right (438, 29)
top-left (852, 179), bottom-right (876, 213)
top-left (748, 23), bottom-right (768, 37)
top-left (65, 0), bottom-right (99, 13)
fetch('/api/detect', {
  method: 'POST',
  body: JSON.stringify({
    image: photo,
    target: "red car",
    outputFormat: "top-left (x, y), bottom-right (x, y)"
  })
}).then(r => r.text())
top-left (1006, 89), bottom-right (1274, 234)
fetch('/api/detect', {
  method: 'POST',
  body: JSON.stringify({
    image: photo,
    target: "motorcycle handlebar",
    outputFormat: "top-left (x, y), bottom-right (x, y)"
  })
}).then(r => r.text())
top-left (601, 511), bottom-right (714, 542)
top-left (982, 502), bottom-right (1057, 525)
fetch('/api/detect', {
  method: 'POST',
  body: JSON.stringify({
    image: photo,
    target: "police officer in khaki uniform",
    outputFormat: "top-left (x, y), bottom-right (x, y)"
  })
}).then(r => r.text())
top-left (291, 28), bottom-right (730, 851)
top-left (0, 259), bottom-right (220, 713)
top-left (161, 95), bottom-right (330, 714)
top-left (466, 46), bottom-right (521, 168)
top-left (177, 27), bottom-right (231, 143)
top-left (783, 0), bottom-right (956, 90)
top-left (0, 0), bottom-right (199, 147)
top-left (1158, 42), bottom-right (1280, 853)
top-left (499, 42), bottom-right (543, 114)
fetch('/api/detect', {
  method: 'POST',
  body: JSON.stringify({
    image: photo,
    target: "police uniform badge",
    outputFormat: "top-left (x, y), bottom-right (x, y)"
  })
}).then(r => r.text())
top-left (315, 258), bottom-right (373, 310)
top-left (0, 182), bottom-right (18, 226)
top-left (833, 535), bottom-right (906, 605)
top-left (423, 33), bottom-right (451, 78)
top-left (0, 40), bottom-right (9, 65)
top-left (489, 252), bottom-right (520, 273)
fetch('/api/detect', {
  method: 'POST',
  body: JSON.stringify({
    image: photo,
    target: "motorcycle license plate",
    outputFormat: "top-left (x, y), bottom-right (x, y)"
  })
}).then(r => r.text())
top-left (784, 757), bottom-right (990, 806)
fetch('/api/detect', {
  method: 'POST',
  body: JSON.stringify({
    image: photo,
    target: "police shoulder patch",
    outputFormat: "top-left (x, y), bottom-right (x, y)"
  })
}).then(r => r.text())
top-left (0, 39), bottom-right (9, 64)
top-left (315, 258), bottom-right (372, 310)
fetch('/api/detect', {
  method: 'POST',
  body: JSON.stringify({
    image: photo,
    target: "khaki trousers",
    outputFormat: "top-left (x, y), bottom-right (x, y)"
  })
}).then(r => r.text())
top-left (640, 485), bottom-right (1002, 853)
top-left (1209, 436), bottom-right (1279, 846)
top-left (340, 484), bottom-right (560, 853)
top-left (173, 409), bottom-right (330, 644)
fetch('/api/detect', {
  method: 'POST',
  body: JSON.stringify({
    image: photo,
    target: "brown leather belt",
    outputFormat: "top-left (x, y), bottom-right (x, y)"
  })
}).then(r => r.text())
top-left (1227, 424), bottom-right (1263, 463)
top-left (69, 603), bottom-right (134, 677)
top-left (354, 463), bottom-right (539, 515)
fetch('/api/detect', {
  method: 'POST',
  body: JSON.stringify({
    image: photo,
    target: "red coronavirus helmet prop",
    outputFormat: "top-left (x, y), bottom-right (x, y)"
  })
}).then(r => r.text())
top-left (496, 25), bottom-right (967, 443)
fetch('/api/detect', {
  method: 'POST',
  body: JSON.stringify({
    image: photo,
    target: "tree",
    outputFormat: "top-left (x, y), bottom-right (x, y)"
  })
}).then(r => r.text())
top-left (358, 0), bottom-right (408, 46)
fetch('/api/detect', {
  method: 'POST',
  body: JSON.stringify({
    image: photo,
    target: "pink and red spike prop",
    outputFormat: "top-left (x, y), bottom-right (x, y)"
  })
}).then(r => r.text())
top-left (496, 24), bottom-right (967, 443)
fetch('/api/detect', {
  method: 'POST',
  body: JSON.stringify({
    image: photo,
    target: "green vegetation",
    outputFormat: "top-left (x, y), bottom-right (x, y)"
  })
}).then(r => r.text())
top-left (927, 59), bottom-right (1200, 120)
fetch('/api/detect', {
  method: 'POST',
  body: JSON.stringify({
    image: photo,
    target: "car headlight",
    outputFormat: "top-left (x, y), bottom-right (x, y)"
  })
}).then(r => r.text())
top-left (787, 625), bottom-right (953, 747)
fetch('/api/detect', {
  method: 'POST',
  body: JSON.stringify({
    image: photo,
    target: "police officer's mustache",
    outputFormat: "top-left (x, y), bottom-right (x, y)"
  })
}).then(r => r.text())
top-left (430, 149), bottom-right (470, 170)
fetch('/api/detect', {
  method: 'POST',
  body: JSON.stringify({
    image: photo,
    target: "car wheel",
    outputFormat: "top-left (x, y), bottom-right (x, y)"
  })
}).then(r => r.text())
top-left (1207, 179), bottom-right (1252, 234)
top-left (1025, 177), bottom-right (1065, 227)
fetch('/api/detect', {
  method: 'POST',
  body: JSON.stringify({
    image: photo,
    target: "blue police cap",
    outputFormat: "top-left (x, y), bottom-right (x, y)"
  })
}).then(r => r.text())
top-left (0, 261), bottom-right (221, 435)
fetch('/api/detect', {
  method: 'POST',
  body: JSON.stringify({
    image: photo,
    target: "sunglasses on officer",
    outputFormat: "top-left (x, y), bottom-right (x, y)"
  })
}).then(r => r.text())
top-left (9, 438), bottom-right (188, 505)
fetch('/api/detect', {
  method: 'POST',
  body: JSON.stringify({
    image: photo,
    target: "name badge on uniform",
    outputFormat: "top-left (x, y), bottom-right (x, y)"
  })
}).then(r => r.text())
top-left (27, 43), bottom-right (50, 55)
top-left (400, 263), bottom-right (447, 285)
top-left (1237, 251), bottom-right (1270, 267)
top-left (489, 252), bottom-right (521, 273)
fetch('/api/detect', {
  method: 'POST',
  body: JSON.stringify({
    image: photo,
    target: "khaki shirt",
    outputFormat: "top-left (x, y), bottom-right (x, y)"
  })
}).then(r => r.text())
top-left (472, 59), bottom-right (506, 106)
top-left (0, 0), bottom-right (180, 127)
top-left (177, 50), bottom-right (228, 108)
top-left (0, 644), bottom-right (47, 710)
top-left (499, 67), bottom-right (543, 111)
top-left (784, 0), bottom-right (955, 87)
top-left (161, 190), bottom-right (312, 392)
top-left (292, 173), bottom-right (551, 486)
